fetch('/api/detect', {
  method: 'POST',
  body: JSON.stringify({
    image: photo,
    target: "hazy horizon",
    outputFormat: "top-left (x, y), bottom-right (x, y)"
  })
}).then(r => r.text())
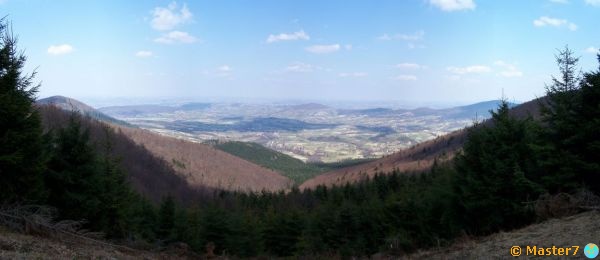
top-left (38, 94), bottom-right (524, 110)
top-left (5, 0), bottom-right (600, 104)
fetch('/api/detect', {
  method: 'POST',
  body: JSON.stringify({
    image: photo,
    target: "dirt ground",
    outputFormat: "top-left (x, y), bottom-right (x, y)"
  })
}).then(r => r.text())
top-left (1, 210), bottom-right (598, 259)
top-left (0, 226), bottom-right (203, 260)
top-left (405, 210), bottom-right (600, 259)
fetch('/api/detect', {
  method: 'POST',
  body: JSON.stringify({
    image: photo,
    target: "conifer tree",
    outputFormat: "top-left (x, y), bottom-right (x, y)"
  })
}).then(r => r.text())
top-left (453, 101), bottom-right (542, 234)
top-left (537, 46), bottom-right (584, 192)
top-left (200, 206), bottom-right (230, 254)
top-left (45, 115), bottom-right (103, 222)
top-left (565, 53), bottom-right (600, 193)
top-left (157, 195), bottom-right (176, 240)
top-left (0, 18), bottom-right (46, 202)
top-left (96, 126), bottom-right (134, 237)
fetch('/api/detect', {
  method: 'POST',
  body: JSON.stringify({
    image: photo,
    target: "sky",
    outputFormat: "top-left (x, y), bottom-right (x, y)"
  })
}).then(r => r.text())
top-left (2, 0), bottom-right (600, 106)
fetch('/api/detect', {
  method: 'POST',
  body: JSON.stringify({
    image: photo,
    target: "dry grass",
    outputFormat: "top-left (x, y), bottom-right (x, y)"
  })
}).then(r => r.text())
top-left (402, 210), bottom-right (600, 259)
top-left (0, 225), bottom-right (207, 259)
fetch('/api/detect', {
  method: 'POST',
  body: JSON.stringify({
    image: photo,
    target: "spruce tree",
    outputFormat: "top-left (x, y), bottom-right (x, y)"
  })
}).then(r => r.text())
top-left (0, 18), bottom-right (46, 202)
top-left (537, 46), bottom-right (584, 192)
top-left (453, 101), bottom-right (542, 234)
top-left (157, 195), bottom-right (176, 241)
top-left (566, 53), bottom-right (600, 193)
top-left (45, 115), bottom-right (103, 222)
top-left (96, 126), bottom-right (134, 237)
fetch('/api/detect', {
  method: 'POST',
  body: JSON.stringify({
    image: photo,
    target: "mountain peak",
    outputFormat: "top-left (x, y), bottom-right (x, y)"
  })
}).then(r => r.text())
top-left (37, 95), bottom-right (96, 113)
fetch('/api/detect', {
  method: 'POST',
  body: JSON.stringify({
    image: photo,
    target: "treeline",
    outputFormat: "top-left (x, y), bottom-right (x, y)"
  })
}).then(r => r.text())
top-left (150, 47), bottom-right (599, 257)
top-left (2, 15), bottom-right (600, 258)
top-left (0, 18), bottom-right (209, 240)
top-left (39, 105), bottom-right (216, 204)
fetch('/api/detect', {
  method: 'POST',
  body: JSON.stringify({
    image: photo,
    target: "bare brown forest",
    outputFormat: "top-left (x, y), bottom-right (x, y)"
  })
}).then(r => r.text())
top-left (115, 126), bottom-right (293, 192)
top-left (300, 97), bottom-right (544, 189)
top-left (38, 105), bottom-right (214, 204)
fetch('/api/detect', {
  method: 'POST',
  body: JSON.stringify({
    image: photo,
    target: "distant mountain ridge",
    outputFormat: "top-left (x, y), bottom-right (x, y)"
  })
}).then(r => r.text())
top-left (37, 96), bottom-right (131, 126)
top-left (339, 100), bottom-right (517, 120)
top-left (40, 96), bottom-right (532, 193)
top-left (98, 99), bottom-right (516, 121)
top-left (98, 102), bottom-right (211, 117)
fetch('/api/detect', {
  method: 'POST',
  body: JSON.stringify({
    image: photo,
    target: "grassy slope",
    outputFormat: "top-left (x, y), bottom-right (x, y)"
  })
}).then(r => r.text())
top-left (405, 210), bottom-right (600, 259)
top-left (213, 141), bottom-right (375, 185)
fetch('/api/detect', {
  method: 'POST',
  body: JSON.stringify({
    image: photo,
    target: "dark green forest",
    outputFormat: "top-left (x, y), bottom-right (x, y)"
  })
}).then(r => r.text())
top-left (212, 140), bottom-right (375, 184)
top-left (1, 17), bottom-right (599, 258)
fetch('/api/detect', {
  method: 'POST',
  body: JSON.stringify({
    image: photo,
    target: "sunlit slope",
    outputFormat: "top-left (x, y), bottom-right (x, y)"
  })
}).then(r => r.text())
top-left (300, 98), bottom-right (543, 189)
top-left (212, 141), bottom-right (325, 184)
top-left (117, 127), bottom-right (294, 192)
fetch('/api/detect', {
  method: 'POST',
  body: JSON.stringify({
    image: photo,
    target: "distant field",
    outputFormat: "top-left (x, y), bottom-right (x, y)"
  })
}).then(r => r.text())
top-left (102, 100), bottom-right (507, 162)
top-left (211, 141), bottom-right (375, 185)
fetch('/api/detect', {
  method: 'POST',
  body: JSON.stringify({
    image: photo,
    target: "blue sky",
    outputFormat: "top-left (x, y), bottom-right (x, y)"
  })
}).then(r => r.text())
top-left (3, 0), bottom-right (599, 105)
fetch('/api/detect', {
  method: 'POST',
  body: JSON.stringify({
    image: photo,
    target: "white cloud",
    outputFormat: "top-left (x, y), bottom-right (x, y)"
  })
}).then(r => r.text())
top-left (377, 30), bottom-right (424, 41)
top-left (339, 72), bottom-right (368, 78)
top-left (47, 44), bottom-right (74, 55)
top-left (154, 31), bottom-right (198, 44)
top-left (394, 75), bottom-right (418, 81)
top-left (202, 65), bottom-right (234, 78)
top-left (494, 61), bottom-right (523, 77)
top-left (266, 30), bottom-right (310, 43)
top-left (396, 63), bottom-right (426, 69)
top-left (533, 16), bottom-right (577, 31)
top-left (135, 50), bottom-right (153, 58)
top-left (585, 0), bottom-right (600, 6)
top-left (429, 0), bottom-right (476, 11)
top-left (345, 44), bottom-right (353, 50)
top-left (285, 62), bottom-right (317, 72)
top-left (215, 65), bottom-right (233, 77)
top-left (218, 65), bottom-right (232, 72)
top-left (447, 65), bottom-right (491, 74)
top-left (305, 44), bottom-right (340, 54)
top-left (151, 2), bottom-right (193, 31)
top-left (585, 46), bottom-right (599, 54)
top-left (533, 16), bottom-right (563, 26)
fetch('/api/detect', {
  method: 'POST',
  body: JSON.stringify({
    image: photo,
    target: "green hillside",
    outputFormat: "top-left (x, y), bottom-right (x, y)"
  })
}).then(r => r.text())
top-left (212, 141), bottom-right (374, 184)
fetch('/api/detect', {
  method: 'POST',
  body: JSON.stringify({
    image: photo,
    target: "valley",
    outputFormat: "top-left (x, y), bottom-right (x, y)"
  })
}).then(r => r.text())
top-left (3, 2), bottom-right (599, 258)
top-left (98, 100), bottom-right (508, 163)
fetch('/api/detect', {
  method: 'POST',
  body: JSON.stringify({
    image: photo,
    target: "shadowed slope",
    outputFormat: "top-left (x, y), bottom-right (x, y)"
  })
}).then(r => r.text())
top-left (117, 127), bottom-right (293, 192)
top-left (38, 105), bottom-right (210, 204)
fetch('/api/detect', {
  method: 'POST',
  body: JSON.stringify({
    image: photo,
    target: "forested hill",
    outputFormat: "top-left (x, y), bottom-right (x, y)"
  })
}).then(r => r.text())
top-left (38, 95), bottom-right (295, 192)
top-left (300, 96), bottom-right (544, 189)
top-left (210, 140), bottom-right (376, 185)
top-left (37, 95), bottom-right (131, 127)
top-left (115, 126), bottom-right (294, 192)
top-left (38, 105), bottom-right (211, 204)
